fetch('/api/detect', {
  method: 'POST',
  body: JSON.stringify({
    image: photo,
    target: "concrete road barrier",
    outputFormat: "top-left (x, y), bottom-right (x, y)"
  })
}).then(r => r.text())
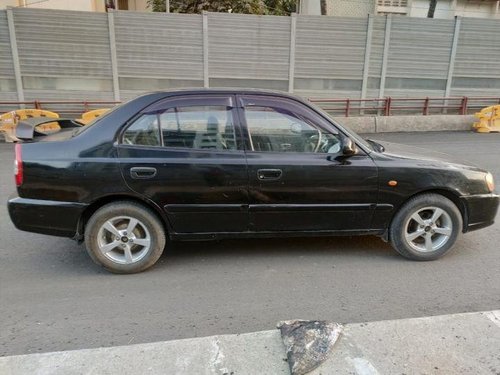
top-left (334, 115), bottom-right (476, 134)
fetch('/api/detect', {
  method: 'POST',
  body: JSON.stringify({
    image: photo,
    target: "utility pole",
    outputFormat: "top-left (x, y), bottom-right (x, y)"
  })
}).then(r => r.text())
top-left (166, 0), bottom-right (170, 13)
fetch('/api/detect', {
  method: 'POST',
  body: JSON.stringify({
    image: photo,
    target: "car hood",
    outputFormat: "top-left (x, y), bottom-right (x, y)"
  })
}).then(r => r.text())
top-left (372, 140), bottom-right (483, 171)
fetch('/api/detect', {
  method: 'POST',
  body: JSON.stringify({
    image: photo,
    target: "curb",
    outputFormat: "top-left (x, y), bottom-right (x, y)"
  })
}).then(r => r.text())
top-left (1, 310), bottom-right (499, 375)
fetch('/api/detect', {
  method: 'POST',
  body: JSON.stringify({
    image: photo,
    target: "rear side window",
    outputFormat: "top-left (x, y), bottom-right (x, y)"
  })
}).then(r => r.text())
top-left (122, 114), bottom-right (161, 146)
top-left (122, 104), bottom-right (237, 151)
top-left (160, 105), bottom-right (236, 150)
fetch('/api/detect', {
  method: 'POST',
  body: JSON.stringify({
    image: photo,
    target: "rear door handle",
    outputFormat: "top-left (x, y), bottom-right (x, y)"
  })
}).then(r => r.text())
top-left (130, 167), bottom-right (157, 179)
top-left (257, 169), bottom-right (282, 181)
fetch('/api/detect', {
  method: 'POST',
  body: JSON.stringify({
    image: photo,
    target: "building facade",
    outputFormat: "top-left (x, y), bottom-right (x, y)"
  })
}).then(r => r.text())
top-left (317, 0), bottom-right (500, 19)
top-left (407, 0), bottom-right (500, 19)
top-left (0, 0), bottom-right (149, 12)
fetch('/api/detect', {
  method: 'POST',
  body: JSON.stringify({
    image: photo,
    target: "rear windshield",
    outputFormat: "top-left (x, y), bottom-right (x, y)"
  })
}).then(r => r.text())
top-left (71, 102), bottom-right (126, 137)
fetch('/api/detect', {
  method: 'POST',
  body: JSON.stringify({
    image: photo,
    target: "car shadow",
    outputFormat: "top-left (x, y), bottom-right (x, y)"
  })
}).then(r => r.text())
top-left (21, 234), bottom-right (399, 276)
top-left (37, 228), bottom-right (486, 276)
top-left (158, 235), bottom-right (399, 267)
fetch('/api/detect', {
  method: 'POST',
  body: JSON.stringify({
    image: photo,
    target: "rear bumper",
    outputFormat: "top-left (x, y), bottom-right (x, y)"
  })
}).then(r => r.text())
top-left (8, 196), bottom-right (88, 238)
top-left (461, 193), bottom-right (499, 232)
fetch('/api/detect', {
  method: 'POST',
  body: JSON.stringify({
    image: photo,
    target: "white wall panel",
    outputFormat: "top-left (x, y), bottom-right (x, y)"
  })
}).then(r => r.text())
top-left (208, 13), bottom-right (290, 80)
top-left (13, 8), bottom-right (112, 78)
top-left (1, 9), bottom-right (499, 108)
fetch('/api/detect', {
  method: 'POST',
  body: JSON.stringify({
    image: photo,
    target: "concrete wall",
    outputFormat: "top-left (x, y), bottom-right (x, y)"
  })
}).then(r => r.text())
top-left (326, 0), bottom-right (374, 17)
top-left (0, 0), bottom-right (149, 12)
top-left (300, 0), bottom-right (322, 15)
top-left (129, 0), bottom-right (149, 11)
top-left (4, 0), bottom-right (96, 11)
top-left (0, 0), bottom-right (18, 9)
top-left (333, 114), bottom-right (476, 134)
top-left (410, 0), bottom-right (452, 18)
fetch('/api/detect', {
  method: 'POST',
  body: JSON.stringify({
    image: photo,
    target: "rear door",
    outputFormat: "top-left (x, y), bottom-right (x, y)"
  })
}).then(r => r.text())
top-left (238, 95), bottom-right (379, 232)
top-left (117, 94), bottom-right (249, 234)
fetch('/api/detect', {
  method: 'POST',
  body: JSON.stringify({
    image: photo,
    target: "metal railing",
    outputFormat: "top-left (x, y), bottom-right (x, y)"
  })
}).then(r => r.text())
top-left (1, 96), bottom-right (500, 118)
top-left (309, 96), bottom-right (500, 117)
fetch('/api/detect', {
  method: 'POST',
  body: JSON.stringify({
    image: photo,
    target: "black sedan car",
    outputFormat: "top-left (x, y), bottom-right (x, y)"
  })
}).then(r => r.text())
top-left (8, 89), bottom-right (499, 273)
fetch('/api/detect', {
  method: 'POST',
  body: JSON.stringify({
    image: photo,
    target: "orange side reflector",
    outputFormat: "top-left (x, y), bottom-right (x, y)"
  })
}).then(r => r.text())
top-left (388, 180), bottom-right (398, 187)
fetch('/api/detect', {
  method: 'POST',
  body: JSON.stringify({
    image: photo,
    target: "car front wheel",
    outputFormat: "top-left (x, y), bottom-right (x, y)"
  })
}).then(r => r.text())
top-left (84, 201), bottom-right (166, 273)
top-left (389, 193), bottom-right (462, 261)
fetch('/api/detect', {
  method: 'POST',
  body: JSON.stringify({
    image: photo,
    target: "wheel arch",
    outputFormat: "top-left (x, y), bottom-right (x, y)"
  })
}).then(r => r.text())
top-left (384, 188), bottom-right (468, 241)
top-left (76, 194), bottom-right (170, 241)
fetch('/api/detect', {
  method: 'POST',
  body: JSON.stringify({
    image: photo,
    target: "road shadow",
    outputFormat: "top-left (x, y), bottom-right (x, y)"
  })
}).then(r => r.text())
top-left (159, 235), bottom-right (398, 267)
top-left (23, 234), bottom-right (398, 276)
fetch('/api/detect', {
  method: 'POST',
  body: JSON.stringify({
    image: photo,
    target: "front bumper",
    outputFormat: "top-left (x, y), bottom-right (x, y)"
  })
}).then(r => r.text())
top-left (461, 193), bottom-right (500, 232)
top-left (8, 196), bottom-right (88, 238)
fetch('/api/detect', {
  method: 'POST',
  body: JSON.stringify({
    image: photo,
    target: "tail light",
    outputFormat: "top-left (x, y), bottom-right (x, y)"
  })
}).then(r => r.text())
top-left (14, 143), bottom-right (23, 187)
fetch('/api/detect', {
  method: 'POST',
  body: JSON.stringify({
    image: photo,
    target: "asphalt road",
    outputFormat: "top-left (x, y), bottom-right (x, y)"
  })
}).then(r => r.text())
top-left (1, 131), bottom-right (499, 357)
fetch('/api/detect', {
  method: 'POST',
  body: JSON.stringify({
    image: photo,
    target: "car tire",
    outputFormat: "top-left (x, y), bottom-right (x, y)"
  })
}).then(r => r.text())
top-left (84, 201), bottom-right (166, 274)
top-left (389, 193), bottom-right (462, 261)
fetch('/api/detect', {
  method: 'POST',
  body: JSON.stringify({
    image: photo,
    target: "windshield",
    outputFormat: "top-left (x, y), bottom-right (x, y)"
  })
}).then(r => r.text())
top-left (306, 100), bottom-right (374, 152)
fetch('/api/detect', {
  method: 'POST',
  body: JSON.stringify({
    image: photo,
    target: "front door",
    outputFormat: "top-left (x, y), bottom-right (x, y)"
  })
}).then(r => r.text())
top-left (238, 95), bottom-right (379, 232)
top-left (118, 95), bottom-right (248, 234)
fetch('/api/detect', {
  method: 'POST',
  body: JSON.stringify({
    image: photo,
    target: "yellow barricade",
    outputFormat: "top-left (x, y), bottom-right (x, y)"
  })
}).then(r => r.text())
top-left (473, 105), bottom-right (500, 133)
top-left (0, 109), bottom-right (60, 142)
top-left (77, 108), bottom-right (110, 125)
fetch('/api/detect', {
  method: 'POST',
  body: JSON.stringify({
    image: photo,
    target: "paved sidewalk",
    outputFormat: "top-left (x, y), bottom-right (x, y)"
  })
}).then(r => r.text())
top-left (1, 311), bottom-right (499, 375)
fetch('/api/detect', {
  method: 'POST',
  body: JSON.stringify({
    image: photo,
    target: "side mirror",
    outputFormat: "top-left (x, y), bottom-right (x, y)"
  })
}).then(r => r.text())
top-left (342, 137), bottom-right (357, 156)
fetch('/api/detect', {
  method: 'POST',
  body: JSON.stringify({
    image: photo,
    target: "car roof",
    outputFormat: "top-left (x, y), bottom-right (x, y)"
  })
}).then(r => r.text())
top-left (136, 88), bottom-right (308, 102)
top-left (76, 87), bottom-right (331, 148)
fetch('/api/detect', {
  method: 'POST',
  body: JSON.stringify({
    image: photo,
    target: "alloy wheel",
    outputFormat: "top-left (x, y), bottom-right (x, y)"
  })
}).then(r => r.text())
top-left (96, 216), bottom-right (151, 264)
top-left (404, 206), bottom-right (453, 253)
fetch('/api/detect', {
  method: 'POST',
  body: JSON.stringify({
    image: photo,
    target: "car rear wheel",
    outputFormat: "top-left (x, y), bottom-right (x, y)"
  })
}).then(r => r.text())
top-left (84, 201), bottom-right (166, 273)
top-left (389, 193), bottom-right (462, 261)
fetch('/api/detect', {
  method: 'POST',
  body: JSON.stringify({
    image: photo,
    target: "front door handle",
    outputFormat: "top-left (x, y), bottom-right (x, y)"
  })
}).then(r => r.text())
top-left (257, 169), bottom-right (282, 181)
top-left (130, 167), bottom-right (157, 179)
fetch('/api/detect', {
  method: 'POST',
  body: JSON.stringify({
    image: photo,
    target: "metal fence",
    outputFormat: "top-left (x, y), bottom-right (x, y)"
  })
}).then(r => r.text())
top-left (3, 95), bottom-right (499, 118)
top-left (0, 8), bottom-right (499, 114)
top-left (310, 96), bottom-right (500, 116)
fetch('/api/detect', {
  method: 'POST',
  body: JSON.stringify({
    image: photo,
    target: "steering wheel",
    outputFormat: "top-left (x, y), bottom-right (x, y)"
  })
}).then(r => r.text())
top-left (304, 128), bottom-right (323, 153)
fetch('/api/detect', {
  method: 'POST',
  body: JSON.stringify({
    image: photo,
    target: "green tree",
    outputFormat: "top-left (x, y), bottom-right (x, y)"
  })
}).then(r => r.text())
top-left (263, 0), bottom-right (298, 16)
top-left (147, 0), bottom-right (266, 14)
top-left (147, 0), bottom-right (298, 16)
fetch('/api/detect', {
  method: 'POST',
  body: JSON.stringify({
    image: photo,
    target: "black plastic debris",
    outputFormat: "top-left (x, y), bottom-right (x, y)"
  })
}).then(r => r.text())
top-left (277, 320), bottom-right (343, 375)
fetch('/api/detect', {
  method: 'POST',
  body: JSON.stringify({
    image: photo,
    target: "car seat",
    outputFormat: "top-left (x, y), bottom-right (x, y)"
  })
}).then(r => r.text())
top-left (193, 115), bottom-right (226, 150)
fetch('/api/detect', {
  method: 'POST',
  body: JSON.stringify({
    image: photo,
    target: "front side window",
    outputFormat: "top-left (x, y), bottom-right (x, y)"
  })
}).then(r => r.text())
top-left (121, 104), bottom-right (237, 151)
top-left (244, 105), bottom-right (341, 153)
